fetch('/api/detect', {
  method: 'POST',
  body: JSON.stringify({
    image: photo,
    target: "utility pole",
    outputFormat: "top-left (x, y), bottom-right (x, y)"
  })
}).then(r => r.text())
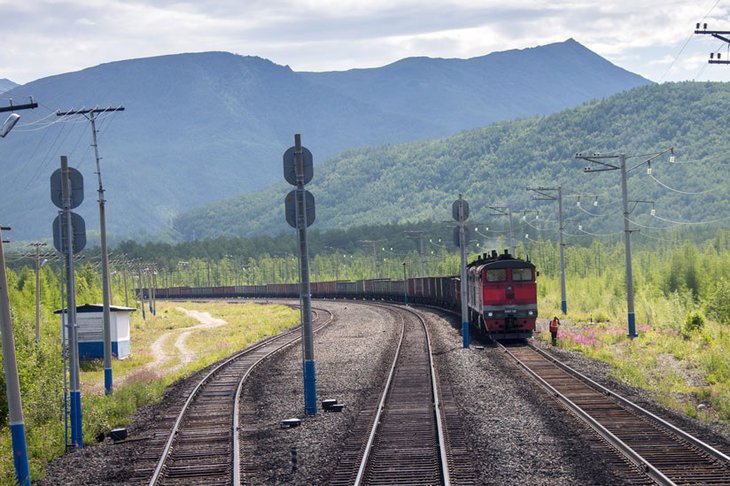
top-left (487, 206), bottom-right (515, 255)
top-left (453, 195), bottom-right (470, 348)
top-left (527, 186), bottom-right (567, 315)
top-left (0, 227), bottom-right (31, 485)
top-left (359, 240), bottom-right (379, 278)
top-left (576, 148), bottom-right (673, 338)
top-left (57, 105), bottom-right (124, 396)
top-left (30, 242), bottom-right (48, 346)
top-left (0, 99), bottom-right (37, 485)
top-left (404, 231), bottom-right (425, 276)
top-left (138, 265), bottom-right (146, 320)
top-left (694, 23), bottom-right (730, 63)
top-left (402, 260), bottom-right (408, 305)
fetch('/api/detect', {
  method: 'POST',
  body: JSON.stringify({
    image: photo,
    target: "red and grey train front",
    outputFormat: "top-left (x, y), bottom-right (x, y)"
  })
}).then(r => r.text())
top-left (467, 250), bottom-right (538, 339)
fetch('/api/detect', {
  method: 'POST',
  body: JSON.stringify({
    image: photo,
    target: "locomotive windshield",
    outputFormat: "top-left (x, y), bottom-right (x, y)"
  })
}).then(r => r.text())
top-left (485, 269), bottom-right (506, 282)
top-left (511, 268), bottom-right (533, 281)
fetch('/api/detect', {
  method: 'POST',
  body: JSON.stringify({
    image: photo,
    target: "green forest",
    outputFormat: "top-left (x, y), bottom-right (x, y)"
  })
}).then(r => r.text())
top-left (172, 81), bottom-right (730, 241)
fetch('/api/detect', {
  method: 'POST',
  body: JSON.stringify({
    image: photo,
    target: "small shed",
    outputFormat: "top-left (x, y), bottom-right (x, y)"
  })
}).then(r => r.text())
top-left (55, 304), bottom-right (135, 360)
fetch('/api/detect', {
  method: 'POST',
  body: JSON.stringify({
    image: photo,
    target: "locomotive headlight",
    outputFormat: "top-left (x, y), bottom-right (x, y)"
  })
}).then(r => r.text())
top-left (528, 311), bottom-right (534, 316)
top-left (487, 312), bottom-right (493, 317)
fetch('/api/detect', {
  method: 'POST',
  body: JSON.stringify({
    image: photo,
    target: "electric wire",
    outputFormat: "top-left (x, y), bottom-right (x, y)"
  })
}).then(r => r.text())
top-left (661, 0), bottom-right (722, 83)
top-left (647, 173), bottom-right (719, 194)
top-left (14, 110), bottom-right (58, 129)
top-left (651, 212), bottom-right (730, 225)
top-left (575, 204), bottom-right (606, 217)
top-left (626, 217), bottom-right (673, 230)
top-left (21, 121), bottom-right (74, 190)
top-left (577, 226), bottom-right (623, 237)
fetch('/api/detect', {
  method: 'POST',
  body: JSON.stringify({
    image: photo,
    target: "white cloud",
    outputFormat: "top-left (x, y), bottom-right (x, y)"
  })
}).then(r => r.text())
top-left (1, 0), bottom-right (729, 84)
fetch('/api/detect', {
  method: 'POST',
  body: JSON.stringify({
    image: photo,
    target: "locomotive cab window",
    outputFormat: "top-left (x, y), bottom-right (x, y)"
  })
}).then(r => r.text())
top-left (511, 268), bottom-right (533, 281)
top-left (485, 269), bottom-right (507, 282)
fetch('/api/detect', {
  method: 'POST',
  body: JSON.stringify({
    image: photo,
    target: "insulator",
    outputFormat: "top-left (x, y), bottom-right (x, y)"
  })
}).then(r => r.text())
top-left (650, 208), bottom-right (656, 216)
top-left (669, 155), bottom-right (676, 163)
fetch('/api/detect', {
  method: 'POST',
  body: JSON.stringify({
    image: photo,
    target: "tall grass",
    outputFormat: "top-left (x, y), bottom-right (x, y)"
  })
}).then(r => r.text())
top-left (535, 234), bottom-right (730, 426)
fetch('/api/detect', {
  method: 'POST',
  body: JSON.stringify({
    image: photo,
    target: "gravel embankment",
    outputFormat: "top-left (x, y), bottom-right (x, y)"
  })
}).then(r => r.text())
top-left (39, 300), bottom-right (730, 484)
top-left (238, 301), bottom-right (400, 484)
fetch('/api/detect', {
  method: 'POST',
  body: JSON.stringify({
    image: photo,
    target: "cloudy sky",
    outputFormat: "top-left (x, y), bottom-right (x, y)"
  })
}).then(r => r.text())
top-left (1, 0), bottom-right (729, 85)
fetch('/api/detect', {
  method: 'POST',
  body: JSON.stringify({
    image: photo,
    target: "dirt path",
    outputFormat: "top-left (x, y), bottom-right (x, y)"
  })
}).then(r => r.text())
top-left (86, 307), bottom-right (229, 394)
top-left (172, 308), bottom-right (228, 367)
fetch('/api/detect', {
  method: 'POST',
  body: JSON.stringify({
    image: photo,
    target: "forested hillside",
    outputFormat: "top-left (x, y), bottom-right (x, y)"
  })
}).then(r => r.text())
top-left (173, 82), bottom-right (730, 239)
top-left (0, 39), bottom-right (648, 240)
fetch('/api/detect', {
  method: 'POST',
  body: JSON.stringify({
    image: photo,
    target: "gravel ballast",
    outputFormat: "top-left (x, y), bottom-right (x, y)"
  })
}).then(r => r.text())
top-left (39, 300), bottom-right (730, 484)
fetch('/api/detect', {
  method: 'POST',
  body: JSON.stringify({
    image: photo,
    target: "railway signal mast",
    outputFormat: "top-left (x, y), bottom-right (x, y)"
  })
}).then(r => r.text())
top-left (526, 186), bottom-right (567, 315)
top-left (283, 134), bottom-right (318, 415)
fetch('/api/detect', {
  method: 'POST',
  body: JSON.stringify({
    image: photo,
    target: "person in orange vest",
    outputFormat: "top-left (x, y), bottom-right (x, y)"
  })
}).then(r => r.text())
top-left (549, 316), bottom-right (560, 346)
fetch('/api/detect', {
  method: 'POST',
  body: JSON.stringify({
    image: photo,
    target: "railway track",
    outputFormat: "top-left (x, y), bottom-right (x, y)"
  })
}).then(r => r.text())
top-left (129, 307), bottom-right (334, 485)
top-left (503, 343), bottom-right (730, 485)
top-left (329, 305), bottom-right (461, 485)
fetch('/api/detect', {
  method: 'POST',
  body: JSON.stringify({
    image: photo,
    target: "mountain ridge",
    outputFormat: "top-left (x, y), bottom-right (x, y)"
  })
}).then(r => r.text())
top-left (0, 39), bottom-right (650, 241)
top-left (172, 81), bottom-right (730, 240)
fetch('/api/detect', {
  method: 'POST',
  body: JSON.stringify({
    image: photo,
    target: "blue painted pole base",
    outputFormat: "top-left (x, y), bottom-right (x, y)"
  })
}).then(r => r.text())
top-left (627, 313), bottom-right (638, 338)
top-left (70, 390), bottom-right (83, 448)
top-left (303, 360), bottom-right (317, 416)
top-left (10, 422), bottom-right (30, 485)
top-left (561, 300), bottom-right (567, 315)
top-left (104, 368), bottom-right (113, 396)
top-left (462, 321), bottom-right (470, 348)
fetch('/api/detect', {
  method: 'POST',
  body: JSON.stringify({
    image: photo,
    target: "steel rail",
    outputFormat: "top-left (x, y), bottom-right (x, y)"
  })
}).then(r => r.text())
top-left (529, 343), bottom-right (730, 465)
top-left (499, 343), bottom-right (675, 486)
top-left (231, 308), bottom-right (334, 484)
top-left (354, 304), bottom-right (450, 485)
top-left (148, 307), bottom-right (332, 485)
top-left (407, 305), bottom-right (451, 486)
top-left (353, 308), bottom-right (406, 486)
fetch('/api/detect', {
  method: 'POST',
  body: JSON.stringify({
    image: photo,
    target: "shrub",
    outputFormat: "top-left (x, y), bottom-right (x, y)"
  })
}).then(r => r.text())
top-left (682, 311), bottom-right (705, 339)
top-left (705, 279), bottom-right (730, 325)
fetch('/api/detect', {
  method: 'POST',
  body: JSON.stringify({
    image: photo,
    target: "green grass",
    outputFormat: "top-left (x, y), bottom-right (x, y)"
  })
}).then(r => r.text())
top-left (540, 293), bottom-right (730, 426)
top-left (0, 300), bottom-right (298, 484)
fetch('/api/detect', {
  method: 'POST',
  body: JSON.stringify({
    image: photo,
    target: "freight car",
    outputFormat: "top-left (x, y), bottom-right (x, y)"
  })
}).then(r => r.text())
top-left (142, 250), bottom-right (537, 340)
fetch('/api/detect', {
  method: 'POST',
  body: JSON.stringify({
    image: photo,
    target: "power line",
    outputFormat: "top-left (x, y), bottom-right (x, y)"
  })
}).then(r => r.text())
top-left (647, 173), bottom-right (720, 195)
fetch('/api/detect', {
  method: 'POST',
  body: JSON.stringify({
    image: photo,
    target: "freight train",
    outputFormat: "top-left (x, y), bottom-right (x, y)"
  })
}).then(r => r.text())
top-left (143, 249), bottom-right (537, 340)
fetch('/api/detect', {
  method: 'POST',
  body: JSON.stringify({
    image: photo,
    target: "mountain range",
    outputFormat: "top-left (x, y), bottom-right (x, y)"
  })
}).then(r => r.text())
top-left (0, 78), bottom-right (18, 93)
top-left (173, 81), bottom-right (730, 240)
top-left (0, 39), bottom-right (650, 241)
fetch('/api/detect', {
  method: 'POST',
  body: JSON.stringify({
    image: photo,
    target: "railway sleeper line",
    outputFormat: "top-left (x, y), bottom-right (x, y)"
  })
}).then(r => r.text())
top-left (130, 307), bottom-right (333, 485)
top-left (326, 305), bottom-right (448, 485)
top-left (503, 343), bottom-right (730, 485)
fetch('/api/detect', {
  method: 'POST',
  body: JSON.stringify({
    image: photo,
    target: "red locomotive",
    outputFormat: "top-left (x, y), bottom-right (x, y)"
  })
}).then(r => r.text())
top-left (466, 250), bottom-right (537, 339)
